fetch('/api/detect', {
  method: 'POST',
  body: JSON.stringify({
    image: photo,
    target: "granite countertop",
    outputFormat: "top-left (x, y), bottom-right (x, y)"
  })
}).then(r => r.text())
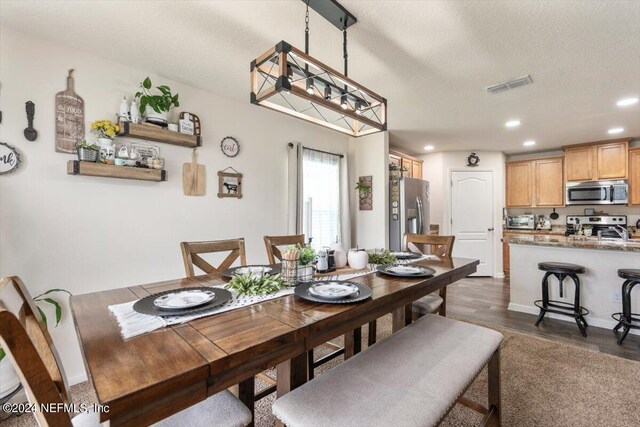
top-left (504, 228), bottom-right (566, 235)
top-left (508, 235), bottom-right (640, 252)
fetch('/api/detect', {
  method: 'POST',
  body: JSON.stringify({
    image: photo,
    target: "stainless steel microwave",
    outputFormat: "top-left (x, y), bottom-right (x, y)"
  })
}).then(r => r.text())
top-left (565, 180), bottom-right (628, 205)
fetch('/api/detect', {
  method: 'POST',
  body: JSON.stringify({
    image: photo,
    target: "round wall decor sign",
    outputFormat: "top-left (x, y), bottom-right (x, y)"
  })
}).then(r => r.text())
top-left (466, 152), bottom-right (480, 167)
top-left (220, 136), bottom-right (240, 158)
top-left (0, 142), bottom-right (20, 175)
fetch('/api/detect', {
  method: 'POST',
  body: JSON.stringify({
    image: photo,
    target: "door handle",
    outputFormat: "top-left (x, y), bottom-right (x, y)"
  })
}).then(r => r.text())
top-left (488, 227), bottom-right (494, 231)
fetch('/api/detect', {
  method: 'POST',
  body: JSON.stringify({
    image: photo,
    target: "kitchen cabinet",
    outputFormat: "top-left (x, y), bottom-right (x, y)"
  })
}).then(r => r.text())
top-left (534, 157), bottom-right (564, 206)
top-left (506, 161), bottom-right (532, 207)
top-left (564, 139), bottom-right (629, 181)
top-left (506, 157), bottom-right (564, 208)
top-left (630, 147), bottom-right (640, 205)
top-left (389, 150), bottom-right (423, 180)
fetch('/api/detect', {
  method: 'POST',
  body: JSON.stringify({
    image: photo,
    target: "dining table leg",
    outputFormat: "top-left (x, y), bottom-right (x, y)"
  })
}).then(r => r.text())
top-left (238, 377), bottom-right (255, 427)
top-left (276, 352), bottom-right (308, 427)
top-left (392, 304), bottom-right (412, 332)
top-left (344, 327), bottom-right (362, 360)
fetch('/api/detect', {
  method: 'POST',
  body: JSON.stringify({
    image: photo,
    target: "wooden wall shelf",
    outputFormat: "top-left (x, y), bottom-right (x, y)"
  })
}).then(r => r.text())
top-left (67, 161), bottom-right (167, 182)
top-left (118, 122), bottom-right (201, 148)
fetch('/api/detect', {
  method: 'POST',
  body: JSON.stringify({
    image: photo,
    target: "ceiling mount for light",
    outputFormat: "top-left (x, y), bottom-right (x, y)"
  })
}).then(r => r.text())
top-left (250, 0), bottom-right (386, 137)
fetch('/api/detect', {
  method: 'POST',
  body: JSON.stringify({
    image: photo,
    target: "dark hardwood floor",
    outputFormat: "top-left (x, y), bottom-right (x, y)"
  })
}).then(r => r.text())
top-left (447, 276), bottom-right (640, 361)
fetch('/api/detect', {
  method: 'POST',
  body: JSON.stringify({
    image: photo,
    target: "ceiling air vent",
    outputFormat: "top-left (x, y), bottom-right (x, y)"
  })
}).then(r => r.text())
top-left (486, 75), bottom-right (533, 94)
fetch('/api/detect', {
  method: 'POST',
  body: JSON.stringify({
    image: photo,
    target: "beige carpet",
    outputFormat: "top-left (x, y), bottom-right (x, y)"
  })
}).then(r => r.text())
top-left (3, 315), bottom-right (639, 427)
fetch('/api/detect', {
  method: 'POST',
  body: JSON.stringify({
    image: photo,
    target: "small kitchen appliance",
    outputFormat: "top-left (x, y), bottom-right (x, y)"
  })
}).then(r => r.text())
top-left (506, 214), bottom-right (535, 230)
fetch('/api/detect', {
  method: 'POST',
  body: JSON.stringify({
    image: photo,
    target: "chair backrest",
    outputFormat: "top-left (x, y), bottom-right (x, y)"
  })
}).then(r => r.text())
top-left (180, 238), bottom-right (247, 277)
top-left (263, 234), bottom-right (305, 265)
top-left (404, 233), bottom-right (455, 257)
top-left (0, 276), bottom-right (72, 426)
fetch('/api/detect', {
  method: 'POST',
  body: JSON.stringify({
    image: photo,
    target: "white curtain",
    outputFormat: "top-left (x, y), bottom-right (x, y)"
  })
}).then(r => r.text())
top-left (287, 143), bottom-right (351, 250)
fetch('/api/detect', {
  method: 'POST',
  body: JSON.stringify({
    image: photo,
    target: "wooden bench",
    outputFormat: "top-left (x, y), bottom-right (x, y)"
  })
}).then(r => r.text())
top-left (272, 314), bottom-right (503, 427)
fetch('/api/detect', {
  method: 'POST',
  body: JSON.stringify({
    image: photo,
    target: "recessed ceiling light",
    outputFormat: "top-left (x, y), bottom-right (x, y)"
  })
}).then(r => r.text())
top-left (608, 127), bottom-right (624, 134)
top-left (523, 140), bottom-right (536, 147)
top-left (617, 97), bottom-right (639, 107)
top-left (424, 145), bottom-right (434, 151)
top-left (505, 120), bottom-right (521, 128)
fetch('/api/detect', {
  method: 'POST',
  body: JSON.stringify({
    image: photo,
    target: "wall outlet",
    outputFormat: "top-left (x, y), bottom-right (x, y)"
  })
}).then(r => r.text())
top-left (612, 293), bottom-right (622, 304)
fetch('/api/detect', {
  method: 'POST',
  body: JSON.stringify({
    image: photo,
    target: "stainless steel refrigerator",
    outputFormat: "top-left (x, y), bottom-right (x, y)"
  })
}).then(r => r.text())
top-left (389, 177), bottom-right (430, 252)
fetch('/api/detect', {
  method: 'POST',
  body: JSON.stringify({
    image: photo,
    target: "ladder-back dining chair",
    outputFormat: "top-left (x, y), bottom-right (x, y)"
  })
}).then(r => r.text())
top-left (404, 233), bottom-right (456, 318)
top-left (263, 234), bottom-right (305, 265)
top-left (0, 276), bottom-right (252, 427)
top-left (180, 238), bottom-right (247, 277)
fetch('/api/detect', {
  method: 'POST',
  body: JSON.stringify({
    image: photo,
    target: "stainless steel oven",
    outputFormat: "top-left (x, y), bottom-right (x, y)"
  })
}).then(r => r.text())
top-left (565, 180), bottom-right (628, 205)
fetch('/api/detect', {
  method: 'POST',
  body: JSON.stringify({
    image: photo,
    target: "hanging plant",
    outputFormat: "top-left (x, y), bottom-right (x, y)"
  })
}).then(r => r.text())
top-left (355, 181), bottom-right (371, 192)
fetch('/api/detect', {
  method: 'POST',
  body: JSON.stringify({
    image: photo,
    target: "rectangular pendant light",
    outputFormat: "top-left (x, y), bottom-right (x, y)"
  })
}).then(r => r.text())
top-left (250, 41), bottom-right (387, 137)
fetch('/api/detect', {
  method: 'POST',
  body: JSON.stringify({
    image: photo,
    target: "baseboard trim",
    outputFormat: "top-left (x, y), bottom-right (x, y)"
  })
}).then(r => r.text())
top-left (508, 303), bottom-right (640, 336)
top-left (494, 272), bottom-right (505, 279)
top-left (68, 372), bottom-right (88, 386)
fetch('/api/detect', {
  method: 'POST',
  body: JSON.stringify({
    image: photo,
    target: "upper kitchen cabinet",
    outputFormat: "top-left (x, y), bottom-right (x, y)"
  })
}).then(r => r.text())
top-left (506, 157), bottom-right (564, 208)
top-left (506, 161), bottom-right (533, 207)
top-left (564, 139), bottom-right (629, 181)
top-left (629, 147), bottom-right (640, 205)
top-left (390, 150), bottom-right (423, 180)
top-left (534, 157), bottom-right (564, 206)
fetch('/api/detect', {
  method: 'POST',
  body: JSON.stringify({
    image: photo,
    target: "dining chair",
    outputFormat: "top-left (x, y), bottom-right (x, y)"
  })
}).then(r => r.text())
top-left (405, 233), bottom-right (456, 318)
top-left (263, 234), bottom-right (305, 264)
top-left (263, 234), bottom-right (346, 380)
top-left (0, 276), bottom-right (252, 427)
top-left (180, 238), bottom-right (247, 277)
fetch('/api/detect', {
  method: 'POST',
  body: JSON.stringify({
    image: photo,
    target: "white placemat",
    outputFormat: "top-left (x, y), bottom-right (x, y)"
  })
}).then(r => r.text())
top-left (109, 255), bottom-right (435, 339)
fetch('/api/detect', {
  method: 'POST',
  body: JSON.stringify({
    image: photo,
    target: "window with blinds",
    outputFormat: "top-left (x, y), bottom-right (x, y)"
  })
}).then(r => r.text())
top-left (301, 148), bottom-right (341, 249)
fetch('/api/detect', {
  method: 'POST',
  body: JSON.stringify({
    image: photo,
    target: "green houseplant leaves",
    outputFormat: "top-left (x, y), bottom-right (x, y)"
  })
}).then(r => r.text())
top-left (135, 77), bottom-right (180, 115)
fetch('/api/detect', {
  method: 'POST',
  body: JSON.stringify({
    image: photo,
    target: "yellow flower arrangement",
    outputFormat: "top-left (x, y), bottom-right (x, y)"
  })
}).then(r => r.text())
top-left (91, 120), bottom-right (120, 139)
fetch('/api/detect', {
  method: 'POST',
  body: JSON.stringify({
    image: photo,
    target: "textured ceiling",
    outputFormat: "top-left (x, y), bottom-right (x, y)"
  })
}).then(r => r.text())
top-left (1, 0), bottom-right (639, 154)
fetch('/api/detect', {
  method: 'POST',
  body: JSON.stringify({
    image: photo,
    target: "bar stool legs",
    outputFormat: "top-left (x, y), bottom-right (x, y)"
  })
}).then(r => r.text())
top-left (534, 263), bottom-right (589, 337)
top-left (612, 275), bottom-right (640, 345)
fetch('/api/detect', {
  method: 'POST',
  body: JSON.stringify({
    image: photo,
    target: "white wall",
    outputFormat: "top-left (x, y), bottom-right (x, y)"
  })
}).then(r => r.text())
top-left (349, 132), bottom-right (389, 249)
top-left (420, 151), bottom-right (506, 277)
top-left (0, 26), bottom-right (349, 384)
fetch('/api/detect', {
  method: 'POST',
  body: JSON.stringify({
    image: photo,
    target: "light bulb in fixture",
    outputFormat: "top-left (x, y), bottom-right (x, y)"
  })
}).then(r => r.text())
top-left (424, 145), bottom-right (434, 151)
top-left (341, 94), bottom-right (349, 110)
top-left (608, 127), bottom-right (624, 134)
top-left (617, 97), bottom-right (638, 107)
top-left (355, 101), bottom-right (363, 115)
top-left (505, 120), bottom-right (521, 128)
top-left (523, 140), bottom-right (536, 147)
top-left (306, 79), bottom-right (314, 95)
top-left (324, 86), bottom-right (332, 100)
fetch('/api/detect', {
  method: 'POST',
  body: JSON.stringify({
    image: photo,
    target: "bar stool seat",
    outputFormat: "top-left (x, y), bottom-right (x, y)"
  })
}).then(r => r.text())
top-left (534, 262), bottom-right (589, 337)
top-left (612, 268), bottom-right (640, 345)
top-left (618, 269), bottom-right (640, 281)
top-left (538, 262), bottom-right (586, 274)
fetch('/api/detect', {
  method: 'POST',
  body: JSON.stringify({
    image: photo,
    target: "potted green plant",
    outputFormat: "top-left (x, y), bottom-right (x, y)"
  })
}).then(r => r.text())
top-left (0, 288), bottom-right (70, 400)
top-left (134, 77), bottom-right (180, 126)
top-left (296, 244), bottom-right (316, 282)
top-left (583, 225), bottom-right (593, 237)
top-left (355, 181), bottom-right (371, 199)
top-left (76, 140), bottom-right (100, 162)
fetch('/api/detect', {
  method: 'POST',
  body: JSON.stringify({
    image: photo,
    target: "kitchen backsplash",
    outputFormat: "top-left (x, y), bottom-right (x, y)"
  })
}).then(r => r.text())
top-left (507, 206), bottom-right (640, 229)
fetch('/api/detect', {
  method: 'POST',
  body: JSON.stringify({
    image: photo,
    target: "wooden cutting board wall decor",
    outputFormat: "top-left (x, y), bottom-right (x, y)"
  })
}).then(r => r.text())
top-left (183, 149), bottom-right (205, 196)
top-left (55, 69), bottom-right (85, 153)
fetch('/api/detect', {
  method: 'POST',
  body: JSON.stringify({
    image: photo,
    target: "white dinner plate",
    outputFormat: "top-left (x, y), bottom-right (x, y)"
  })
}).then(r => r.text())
top-left (308, 282), bottom-right (359, 300)
top-left (154, 289), bottom-right (216, 309)
top-left (386, 266), bottom-right (423, 275)
top-left (234, 266), bottom-right (272, 275)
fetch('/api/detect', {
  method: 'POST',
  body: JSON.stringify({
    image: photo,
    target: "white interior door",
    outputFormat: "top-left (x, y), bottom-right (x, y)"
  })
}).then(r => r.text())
top-left (451, 171), bottom-right (494, 276)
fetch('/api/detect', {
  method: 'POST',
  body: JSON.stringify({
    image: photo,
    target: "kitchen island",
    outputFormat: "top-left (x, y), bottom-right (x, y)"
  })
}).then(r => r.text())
top-left (508, 235), bottom-right (640, 335)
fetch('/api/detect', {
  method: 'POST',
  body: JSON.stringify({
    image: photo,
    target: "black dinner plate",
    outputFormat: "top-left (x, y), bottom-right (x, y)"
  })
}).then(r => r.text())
top-left (221, 264), bottom-right (281, 279)
top-left (133, 287), bottom-right (232, 317)
top-left (391, 251), bottom-right (422, 260)
top-left (376, 264), bottom-right (436, 278)
top-left (294, 281), bottom-right (372, 304)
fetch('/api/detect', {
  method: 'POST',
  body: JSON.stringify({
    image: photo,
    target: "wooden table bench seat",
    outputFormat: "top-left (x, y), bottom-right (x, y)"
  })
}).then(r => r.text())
top-left (272, 314), bottom-right (503, 427)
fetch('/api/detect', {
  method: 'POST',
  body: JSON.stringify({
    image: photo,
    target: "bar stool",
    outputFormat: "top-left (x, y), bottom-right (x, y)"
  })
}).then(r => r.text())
top-left (534, 262), bottom-right (589, 337)
top-left (612, 269), bottom-right (640, 345)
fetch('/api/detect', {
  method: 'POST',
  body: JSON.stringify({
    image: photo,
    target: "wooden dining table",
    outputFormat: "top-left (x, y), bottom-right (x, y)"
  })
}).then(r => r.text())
top-left (71, 256), bottom-right (478, 427)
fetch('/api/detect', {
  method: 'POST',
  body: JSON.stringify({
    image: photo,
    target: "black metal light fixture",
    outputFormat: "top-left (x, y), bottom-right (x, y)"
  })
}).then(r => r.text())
top-left (250, 0), bottom-right (387, 137)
